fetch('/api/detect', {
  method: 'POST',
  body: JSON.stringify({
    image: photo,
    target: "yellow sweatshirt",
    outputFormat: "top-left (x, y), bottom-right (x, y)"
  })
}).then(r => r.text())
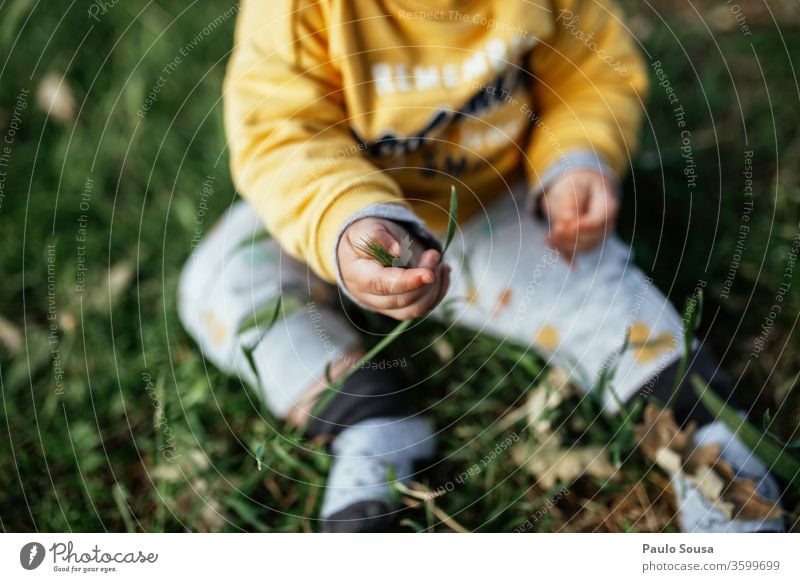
top-left (224, 0), bottom-right (647, 282)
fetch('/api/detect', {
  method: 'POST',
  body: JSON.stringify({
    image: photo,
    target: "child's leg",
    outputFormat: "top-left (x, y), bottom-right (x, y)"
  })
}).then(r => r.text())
top-left (177, 201), bottom-right (434, 531)
top-left (442, 188), bottom-right (783, 532)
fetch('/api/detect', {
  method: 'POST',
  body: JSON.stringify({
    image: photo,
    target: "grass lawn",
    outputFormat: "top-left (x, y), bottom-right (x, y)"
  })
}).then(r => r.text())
top-left (1, 0), bottom-right (798, 532)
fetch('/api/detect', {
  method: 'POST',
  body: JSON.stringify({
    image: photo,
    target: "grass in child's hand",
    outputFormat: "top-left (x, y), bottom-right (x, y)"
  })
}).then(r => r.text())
top-left (355, 235), bottom-right (403, 268)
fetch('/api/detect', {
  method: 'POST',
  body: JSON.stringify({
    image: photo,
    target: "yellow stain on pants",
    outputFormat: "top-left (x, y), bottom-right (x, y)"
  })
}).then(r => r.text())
top-left (628, 321), bottom-right (675, 363)
top-left (533, 325), bottom-right (560, 351)
top-left (203, 310), bottom-right (228, 346)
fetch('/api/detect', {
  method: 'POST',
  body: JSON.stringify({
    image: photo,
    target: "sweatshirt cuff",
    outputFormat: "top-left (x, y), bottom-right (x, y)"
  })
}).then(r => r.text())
top-left (334, 203), bottom-right (441, 309)
top-left (527, 150), bottom-right (619, 218)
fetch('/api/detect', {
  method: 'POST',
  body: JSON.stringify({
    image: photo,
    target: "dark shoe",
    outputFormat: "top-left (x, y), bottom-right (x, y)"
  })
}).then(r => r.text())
top-left (320, 500), bottom-right (397, 532)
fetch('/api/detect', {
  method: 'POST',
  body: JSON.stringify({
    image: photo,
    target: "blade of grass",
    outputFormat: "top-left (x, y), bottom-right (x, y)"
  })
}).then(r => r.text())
top-left (690, 375), bottom-right (800, 485)
top-left (309, 318), bottom-right (414, 419)
top-left (442, 185), bottom-right (458, 255)
top-left (112, 483), bottom-right (137, 533)
top-left (665, 290), bottom-right (703, 410)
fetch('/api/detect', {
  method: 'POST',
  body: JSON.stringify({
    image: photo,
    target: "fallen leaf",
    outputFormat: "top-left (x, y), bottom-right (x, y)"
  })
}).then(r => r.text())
top-left (654, 446), bottom-right (682, 475)
top-left (0, 315), bottom-right (22, 355)
top-left (36, 72), bottom-right (76, 124)
top-left (88, 260), bottom-right (135, 311)
top-left (513, 437), bottom-right (615, 490)
top-left (431, 337), bottom-right (454, 363)
top-left (525, 367), bottom-right (575, 436)
top-left (635, 403), bottom-right (782, 522)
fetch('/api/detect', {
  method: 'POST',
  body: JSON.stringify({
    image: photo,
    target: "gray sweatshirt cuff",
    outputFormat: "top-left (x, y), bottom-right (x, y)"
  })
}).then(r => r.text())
top-left (334, 203), bottom-right (441, 309)
top-left (526, 150), bottom-right (620, 218)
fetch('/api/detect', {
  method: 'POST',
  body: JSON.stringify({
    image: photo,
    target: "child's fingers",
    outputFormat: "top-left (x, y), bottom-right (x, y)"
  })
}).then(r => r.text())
top-left (343, 255), bottom-right (433, 296)
top-left (359, 258), bottom-right (448, 310)
top-left (548, 217), bottom-right (578, 244)
top-left (365, 264), bottom-right (435, 295)
top-left (557, 183), bottom-right (590, 221)
top-left (583, 183), bottom-right (618, 229)
top-left (381, 263), bottom-right (450, 320)
top-left (358, 277), bottom-right (435, 310)
top-left (546, 226), bottom-right (578, 265)
top-left (573, 229), bottom-right (606, 252)
top-left (416, 248), bottom-right (441, 270)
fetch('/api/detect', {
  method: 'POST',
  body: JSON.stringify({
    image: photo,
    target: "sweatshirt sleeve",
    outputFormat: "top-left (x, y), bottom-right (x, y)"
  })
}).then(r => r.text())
top-left (525, 0), bottom-right (648, 198)
top-left (223, 0), bottom-right (407, 282)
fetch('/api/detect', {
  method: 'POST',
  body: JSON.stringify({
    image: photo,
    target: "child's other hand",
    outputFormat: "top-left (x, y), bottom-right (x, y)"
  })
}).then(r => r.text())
top-left (540, 169), bottom-right (619, 261)
top-left (338, 217), bottom-right (451, 320)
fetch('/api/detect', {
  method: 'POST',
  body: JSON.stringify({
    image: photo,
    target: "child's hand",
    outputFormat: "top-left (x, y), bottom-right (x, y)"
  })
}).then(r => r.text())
top-left (540, 169), bottom-right (619, 261)
top-left (338, 217), bottom-right (451, 320)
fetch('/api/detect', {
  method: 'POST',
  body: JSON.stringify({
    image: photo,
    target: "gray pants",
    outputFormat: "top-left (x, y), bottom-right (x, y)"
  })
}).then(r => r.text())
top-left (178, 191), bottom-right (685, 419)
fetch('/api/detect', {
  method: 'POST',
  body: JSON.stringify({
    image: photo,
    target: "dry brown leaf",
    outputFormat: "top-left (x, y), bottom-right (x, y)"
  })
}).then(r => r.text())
top-left (684, 443), bottom-right (721, 473)
top-left (513, 437), bottom-right (615, 490)
top-left (653, 446), bottom-right (682, 475)
top-left (635, 403), bottom-right (782, 523)
top-left (431, 337), bottom-right (454, 363)
top-left (0, 315), bottom-right (22, 355)
top-left (525, 367), bottom-right (575, 437)
top-left (725, 478), bottom-right (784, 521)
top-left (634, 405), bottom-right (695, 460)
top-left (36, 72), bottom-right (76, 124)
top-left (89, 260), bottom-right (135, 311)
top-left (692, 465), bottom-right (728, 508)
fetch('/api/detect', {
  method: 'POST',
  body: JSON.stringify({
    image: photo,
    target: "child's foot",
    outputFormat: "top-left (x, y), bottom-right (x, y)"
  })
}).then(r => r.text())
top-left (672, 419), bottom-right (785, 532)
top-left (320, 416), bottom-right (435, 532)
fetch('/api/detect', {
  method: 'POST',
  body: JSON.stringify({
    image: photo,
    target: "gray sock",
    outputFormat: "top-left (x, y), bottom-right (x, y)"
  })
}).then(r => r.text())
top-left (320, 416), bottom-right (435, 522)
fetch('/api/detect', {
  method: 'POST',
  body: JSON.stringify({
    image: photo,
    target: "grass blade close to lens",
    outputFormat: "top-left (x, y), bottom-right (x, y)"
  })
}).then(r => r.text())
top-left (690, 375), bottom-right (800, 486)
top-left (307, 185), bottom-right (460, 429)
top-left (443, 185), bottom-right (458, 256)
top-left (665, 290), bottom-right (703, 410)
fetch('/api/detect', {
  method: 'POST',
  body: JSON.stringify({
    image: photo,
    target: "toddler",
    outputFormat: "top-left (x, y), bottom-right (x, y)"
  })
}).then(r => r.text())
top-left (179, 0), bottom-right (784, 532)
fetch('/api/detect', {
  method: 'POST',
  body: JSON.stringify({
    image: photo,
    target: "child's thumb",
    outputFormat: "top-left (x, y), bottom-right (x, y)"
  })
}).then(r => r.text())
top-left (560, 188), bottom-right (589, 220)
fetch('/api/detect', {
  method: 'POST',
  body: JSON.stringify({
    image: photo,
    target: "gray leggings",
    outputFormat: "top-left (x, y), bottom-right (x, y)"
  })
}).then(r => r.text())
top-left (178, 192), bottom-right (691, 425)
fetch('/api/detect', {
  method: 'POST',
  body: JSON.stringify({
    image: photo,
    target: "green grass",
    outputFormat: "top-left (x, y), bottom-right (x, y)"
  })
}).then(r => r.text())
top-left (0, 1), bottom-right (798, 532)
